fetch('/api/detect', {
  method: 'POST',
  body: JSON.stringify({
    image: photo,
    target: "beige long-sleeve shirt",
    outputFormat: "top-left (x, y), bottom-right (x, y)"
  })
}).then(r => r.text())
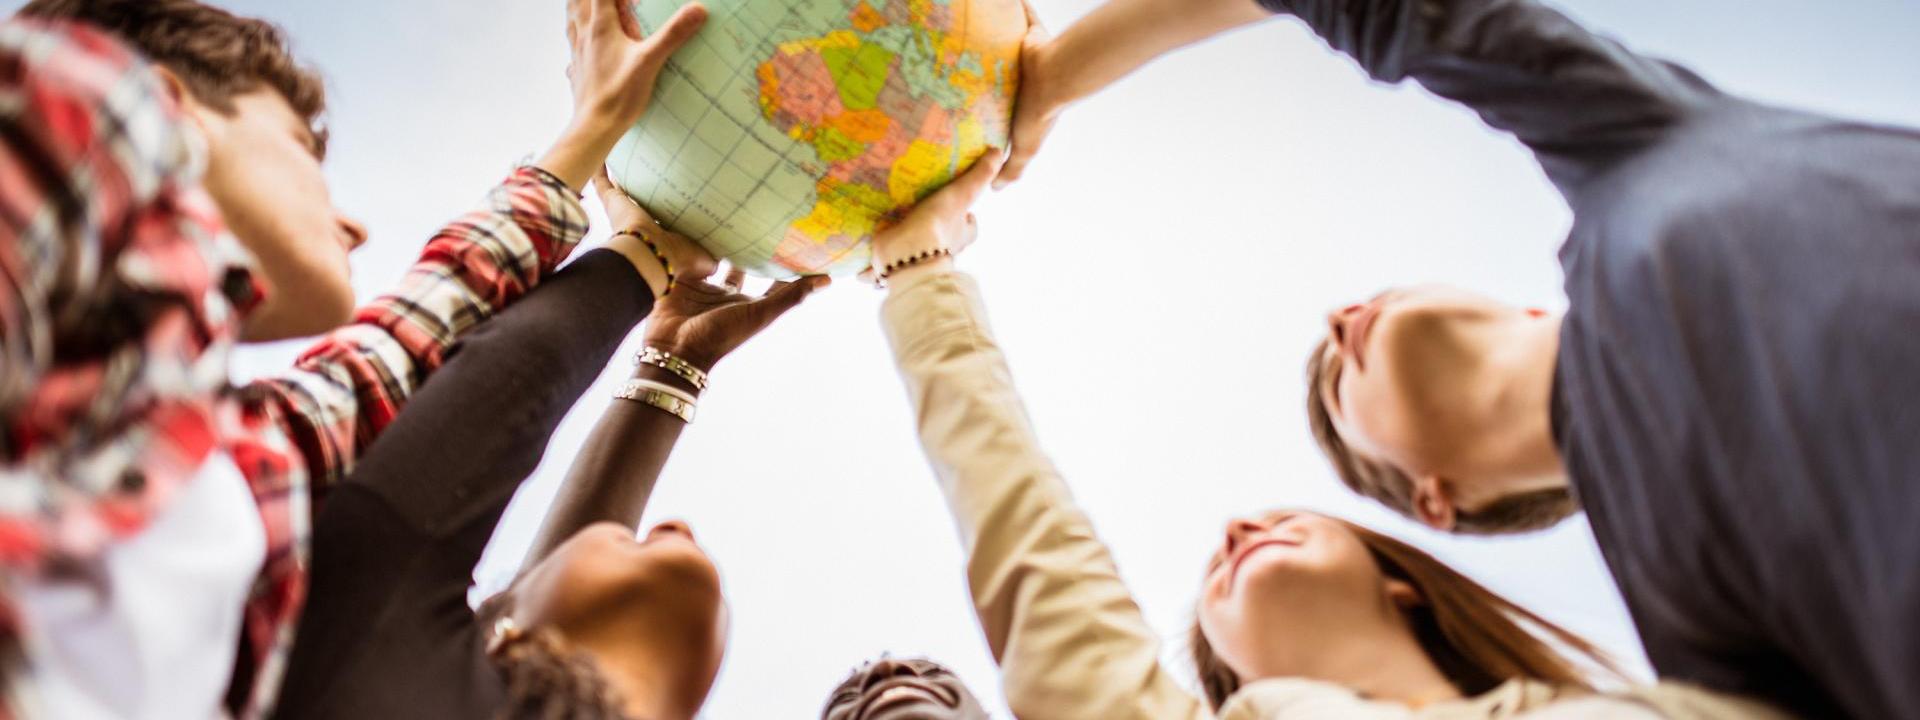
top-left (880, 270), bottom-right (1789, 720)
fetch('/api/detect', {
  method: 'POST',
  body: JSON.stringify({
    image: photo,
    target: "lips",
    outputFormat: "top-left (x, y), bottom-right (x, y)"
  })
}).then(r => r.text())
top-left (1226, 537), bottom-right (1301, 589)
top-left (857, 677), bottom-right (956, 719)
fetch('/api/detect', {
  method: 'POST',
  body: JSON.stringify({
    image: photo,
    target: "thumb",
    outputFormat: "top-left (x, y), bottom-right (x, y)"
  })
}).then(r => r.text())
top-left (940, 148), bottom-right (1006, 211)
top-left (637, 3), bottom-right (708, 65)
top-left (996, 126), bottom-right (1042, 189)
top-left (745, 275), bottom-right (830, 327)
top-left (591, 165), bottom-right (618, 199)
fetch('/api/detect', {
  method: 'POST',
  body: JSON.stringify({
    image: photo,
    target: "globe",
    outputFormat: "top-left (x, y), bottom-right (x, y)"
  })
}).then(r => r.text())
top-left (610, 0), bottom-right (1025, 278)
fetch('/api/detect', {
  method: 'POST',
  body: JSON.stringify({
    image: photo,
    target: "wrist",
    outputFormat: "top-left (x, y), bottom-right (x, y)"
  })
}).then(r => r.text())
top-left (639, 339), bottom-right (719, 377)
top-left (1026, 43), bottom-right (1077, 111)
top-left (536, 120), bottom-right (624, 191)
top-left (564, 110), bottom-right (627, 151)
top-left (607, 231), bottom-right (673, 300)
top-left (883, 255), bottom-right (956, 289)
top-left (632, 363), bottom-right (702, 398)
top-left (870, 223), bottom-right (946, 275)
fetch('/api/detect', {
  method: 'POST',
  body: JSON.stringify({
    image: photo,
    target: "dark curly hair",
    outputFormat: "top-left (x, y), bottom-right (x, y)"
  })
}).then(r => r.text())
top-left (490, 626), bottom-right (634, 720)
top-left (476, 590), bottom-right (636, 720)
top-left (17, 0), bottom-right (330, 156)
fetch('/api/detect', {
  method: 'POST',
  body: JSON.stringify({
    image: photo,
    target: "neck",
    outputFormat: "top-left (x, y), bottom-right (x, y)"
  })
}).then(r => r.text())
top-left (1263, 617), bottom-right (1462, 707)
top-left (579, 638), bottom-right (682, 720)
top-left (1462, 316), bottom-right (1567, 496)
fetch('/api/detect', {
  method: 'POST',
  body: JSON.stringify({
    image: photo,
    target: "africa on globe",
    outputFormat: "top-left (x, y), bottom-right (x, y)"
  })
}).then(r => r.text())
top-left (610, 0), bottom-right (1025, 278)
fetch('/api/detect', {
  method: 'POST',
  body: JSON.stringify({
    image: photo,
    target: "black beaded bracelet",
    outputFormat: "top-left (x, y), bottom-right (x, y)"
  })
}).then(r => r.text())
top-left (613, 229), bottom-right (675, 296)
top-left (879, 247), bottom-right (952, 281)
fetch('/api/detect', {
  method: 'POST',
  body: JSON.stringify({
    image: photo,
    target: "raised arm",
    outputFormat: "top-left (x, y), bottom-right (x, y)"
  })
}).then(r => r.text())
top-left (274, 246), bottom-right (662, 717)
top-left (1004, 0), bottom-right (1718, 191)
top-left (997, 0), bottom-right (1268, 185)
top-left (877, 155), bottom-right (1210, 720)
top-left (1266, 0), bottom-right (1718, 188)
top-left (258, 0), bottom-right (712, 494)
top-left (520, 192), bottom-right (830, 565)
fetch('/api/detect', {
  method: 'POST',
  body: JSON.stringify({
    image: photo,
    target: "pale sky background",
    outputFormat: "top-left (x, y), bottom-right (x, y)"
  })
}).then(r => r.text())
top-left (20, 0), bottom-right (1917, 715)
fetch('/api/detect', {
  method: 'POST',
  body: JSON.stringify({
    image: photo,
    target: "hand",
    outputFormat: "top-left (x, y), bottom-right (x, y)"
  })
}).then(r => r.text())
top-left (864, 150), bottom-right (1006, 285)
top-left (642, 268), bottom-right (832, 371)
top-left (994, 0), bottom-right (1056, 190)
top-left (567, 0), bottom-right (708, 142)
top-left (593, 167), bottom-right (719, 281)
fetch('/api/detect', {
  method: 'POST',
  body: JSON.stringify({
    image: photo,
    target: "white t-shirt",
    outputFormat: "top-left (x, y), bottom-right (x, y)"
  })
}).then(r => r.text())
top-left (16, 453), bottom-right (266, 719)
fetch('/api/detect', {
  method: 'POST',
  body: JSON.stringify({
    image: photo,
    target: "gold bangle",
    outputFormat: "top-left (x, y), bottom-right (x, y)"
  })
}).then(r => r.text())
top-left (635, 347), bottom-right (709, 390)
top-left (614, 379), bottom-right (696, 423)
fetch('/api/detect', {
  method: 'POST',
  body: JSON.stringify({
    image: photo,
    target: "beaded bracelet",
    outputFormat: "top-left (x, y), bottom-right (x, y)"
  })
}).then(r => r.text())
top-left (613, 229), bottom-right (675, 297)
top-left (878, 247), bottom-right (952, 282)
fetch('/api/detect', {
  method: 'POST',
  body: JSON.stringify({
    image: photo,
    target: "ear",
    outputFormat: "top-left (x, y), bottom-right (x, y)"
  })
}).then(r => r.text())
top-left (148, 65), bottom-right (213, 133)
top-left (1411, 474), bottom-right (1458, 531)
top-left (1384, 578), bottom-right (1425, 610)
top-left (149, 65), bottom-right (191, 105)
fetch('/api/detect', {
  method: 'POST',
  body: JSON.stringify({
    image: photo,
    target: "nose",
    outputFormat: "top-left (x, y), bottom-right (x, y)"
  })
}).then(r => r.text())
top-left (1222, 518), bottom-right (1265, 558)
top-left (649, 520), bottom-right (695, 542)
top-left (1327, 304), bottom-right (1362, 347)
top-left (860, 658), bottom-right (924, 690)
top-left (337, 214), bottom-right (369, 251)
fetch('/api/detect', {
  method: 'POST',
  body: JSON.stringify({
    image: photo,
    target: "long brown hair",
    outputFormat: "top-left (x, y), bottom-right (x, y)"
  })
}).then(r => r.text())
top-left (1190, 516), bottom-right (1620, 710)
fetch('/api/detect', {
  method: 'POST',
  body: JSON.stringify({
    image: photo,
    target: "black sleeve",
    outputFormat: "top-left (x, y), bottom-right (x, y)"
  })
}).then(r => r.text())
top-left (1260, 0), bottom-right (1722, 190)
top-left (272, 250), bottom-right (654, 717)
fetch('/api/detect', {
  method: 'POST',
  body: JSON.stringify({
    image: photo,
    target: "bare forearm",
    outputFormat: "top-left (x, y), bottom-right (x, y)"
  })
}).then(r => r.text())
top-left (533, 121), bottom-right (624, 195)
top-left (525, 364), bottom-right (694, 564)
top-left (1043, 0), bottom-right (1269, 106)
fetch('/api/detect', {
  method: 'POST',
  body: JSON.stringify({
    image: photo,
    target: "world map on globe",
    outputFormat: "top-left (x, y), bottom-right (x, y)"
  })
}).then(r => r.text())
top-left (610, 0), bottom-right (1025, 278)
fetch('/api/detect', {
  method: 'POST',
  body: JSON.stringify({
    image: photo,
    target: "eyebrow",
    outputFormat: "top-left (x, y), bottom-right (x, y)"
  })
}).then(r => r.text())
top-left (303, 122), bottom-right (330, 161)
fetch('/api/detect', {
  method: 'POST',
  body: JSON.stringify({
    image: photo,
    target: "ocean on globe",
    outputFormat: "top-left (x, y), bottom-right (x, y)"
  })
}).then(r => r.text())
top-left (610, 0), bottom-right (1025, 278)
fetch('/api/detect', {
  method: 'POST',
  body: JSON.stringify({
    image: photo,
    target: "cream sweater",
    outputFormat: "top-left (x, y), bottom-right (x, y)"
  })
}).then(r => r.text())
top-left (881, 270), bottom-right (1787, 720)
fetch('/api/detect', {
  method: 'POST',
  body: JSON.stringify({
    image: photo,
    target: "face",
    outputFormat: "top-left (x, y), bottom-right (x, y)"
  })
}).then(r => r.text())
top-left (1197, 511), bottom-right (1415, 679)
top-left (824, 658), bottom-right (988, 720)
top-left (509, 521), bottom-right (729, 716)
top-left (182, 84), bottom-right (366, 341)
top-left (1316, 285), bottom-right (1542, 481)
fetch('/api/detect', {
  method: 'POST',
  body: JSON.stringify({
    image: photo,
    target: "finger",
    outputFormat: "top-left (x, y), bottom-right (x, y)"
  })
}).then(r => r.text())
top-left (745, 275), bottom-right (831, 326)
top-left (996, 118), bottom-right (1046, 189)
top-left (857, 266), bottom-right (879, 287)
top-left (952, 213), bottom-right (979, 254)
top-left (940, 148), bottom-right (1006, 211)
top-left (637, 3), bottom-right (708, 64)
top-left (568, 0), bottom-right (591, 45)
top-left (595, 169), bottom-right (660, 227)
top-left (587, 0), bottom-right (628, 40)
top-left (723, 267), bottom-right (747, 291)
top-left (1021, 0), bottom-right (1048, 36)
top-left (617, 0), bottom-right (644, 39)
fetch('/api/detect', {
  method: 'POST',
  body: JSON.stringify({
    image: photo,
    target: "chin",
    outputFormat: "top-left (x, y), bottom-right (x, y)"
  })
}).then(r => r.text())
top-left (239, 263), bottom-right (357, 341)
top-left (240, 294), bottom-right (353, 341)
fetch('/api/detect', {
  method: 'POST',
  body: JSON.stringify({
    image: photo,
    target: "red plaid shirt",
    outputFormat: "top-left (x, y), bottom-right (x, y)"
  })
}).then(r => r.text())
top-left (1, 21), bottom-right (589, 717)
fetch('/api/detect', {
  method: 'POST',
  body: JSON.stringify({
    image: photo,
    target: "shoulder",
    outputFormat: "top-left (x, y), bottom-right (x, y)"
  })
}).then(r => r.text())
top-left (1220, 678), bottom-right (1412, 720)
top-left (1612, 681), bottom-right (1794, 720)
